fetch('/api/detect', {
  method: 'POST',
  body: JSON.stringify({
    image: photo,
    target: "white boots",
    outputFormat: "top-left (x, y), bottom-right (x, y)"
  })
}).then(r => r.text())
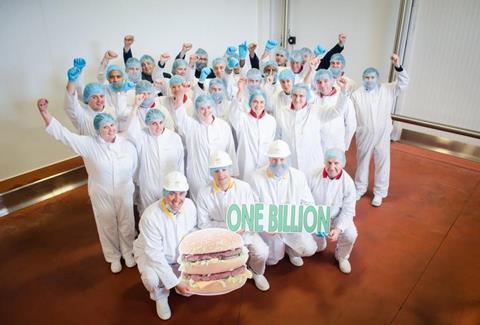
top-left (252, 273), bottom-right (270, 291)
top-left (156, 298), bottom-right (171, 320)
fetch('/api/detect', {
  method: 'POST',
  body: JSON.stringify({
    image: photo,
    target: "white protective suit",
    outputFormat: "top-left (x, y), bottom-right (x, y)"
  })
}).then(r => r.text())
top-left (312, 88), bottom-right (357, 152)
top-left (275, 91), bottom-right (349, 177)
top-left (128, 127), bottom-right (185, 214)
top-left (351, 69), bottom-right (409, 198)
top-left (229, 99), bottom-right (276, 180)
top-left (159, 95), bottom-right (195, 134)
top-left (124, 99), bottom-right (175, 137)
top-left (247, 165), bottom-right (318, 265)
top-left (196, 178), bottom-right (269, 275)
top-left (174, 106), bottom-right (239, 200)
top-left (46, 118), bottom-right (137, 263)
top-left (133, 198), bottom-right (197, 301)
top-left (309, 168), bottom-right (358, 259)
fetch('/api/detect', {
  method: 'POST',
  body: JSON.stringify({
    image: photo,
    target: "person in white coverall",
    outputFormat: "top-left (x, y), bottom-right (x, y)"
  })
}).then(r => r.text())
top-left (196, 150), bottom-right (270, 291)
top-left (309, 148), bottom-right (358, 274)
top-left (275, 78), bottom-right (350, 177)
top-left (312, 69), bottom-right (356, 152)
top-left (127, 108), bottom-right (184, 214)
top-left (247, 140), bottom-right (317, 267)
top-left (37, 99), bottom-right (137, 274)
top-left (230, 77), bottom-right (276, 180)
top-left (173, 94), bottom-right (238, 200)
top-left (352, 54), bottom-right (409, 207)
top-left (133, 171), bottom-right (197, 320)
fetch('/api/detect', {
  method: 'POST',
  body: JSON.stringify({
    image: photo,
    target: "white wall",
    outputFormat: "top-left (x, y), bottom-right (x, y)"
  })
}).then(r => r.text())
top-left (0, 0), bottom-right (260, 180)
top-left (287, 0), bottom-right (400, 84)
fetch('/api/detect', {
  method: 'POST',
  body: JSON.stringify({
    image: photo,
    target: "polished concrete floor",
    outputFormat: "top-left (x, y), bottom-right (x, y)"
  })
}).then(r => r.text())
top-left (1, 143), bottom-right (479, 324)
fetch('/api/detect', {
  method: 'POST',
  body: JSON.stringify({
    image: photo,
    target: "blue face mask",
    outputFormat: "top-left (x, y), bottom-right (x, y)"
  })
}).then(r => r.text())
top-left (128, 71), bottom-right (142, 83)
top-left (329, 67), bottom-right (342, 78)
top-left (141, 95), bottom-right (155, 108)
top-left (109, 81), bottom-right (125, 92)
top-left (211, 92), bottom-right (224, 104)
top-left (270, 162), bottom-right (289, 177)
top-left (363, 79), bottom-right (378, 91)
top-left (248, 84), bottom-right (261, 94)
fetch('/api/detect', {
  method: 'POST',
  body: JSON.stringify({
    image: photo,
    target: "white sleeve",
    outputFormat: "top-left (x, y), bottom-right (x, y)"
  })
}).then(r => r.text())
top-left (315, 91), bottom-right (349, 123)
top-left (335, 177), bottom-right (356, 232)
top-left (344, 98), bottom-right (357, 150)
top-left (174, 104), bottom-right (198, 136)
top-left (97, 60), bottom-right (108, 84)
top-left (45, 118), bottom-right (92, 157)
top-left (228, 98), bottom-right (246, 132)
top-left (64, 91), bottom-right (86, 132)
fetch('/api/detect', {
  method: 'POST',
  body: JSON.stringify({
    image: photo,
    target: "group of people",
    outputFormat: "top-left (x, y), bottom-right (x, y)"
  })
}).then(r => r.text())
top-left (36, 33), bottom-right (409, 320)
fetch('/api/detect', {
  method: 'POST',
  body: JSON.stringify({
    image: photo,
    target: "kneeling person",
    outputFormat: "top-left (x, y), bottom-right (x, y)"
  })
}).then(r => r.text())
top-left (309, 148), bottom-right (358, 274)
top-left (133, 171), bottom-right (197, 320)
top-left (196, 151), bottom-right (270, 291)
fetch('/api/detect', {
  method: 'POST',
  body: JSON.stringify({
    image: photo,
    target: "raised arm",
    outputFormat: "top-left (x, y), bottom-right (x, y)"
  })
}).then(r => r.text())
top-left (97, 50), bottom-right (118, 84)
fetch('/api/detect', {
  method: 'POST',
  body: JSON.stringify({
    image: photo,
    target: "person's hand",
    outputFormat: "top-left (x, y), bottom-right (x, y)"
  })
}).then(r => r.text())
top-left (328, 228), bottom-right (341, 242)
top-left (67, 67), bottom-right (81, 82)
top-left (159, 53), bottom-right (171, 65)
top-left (265, 39), bottom-right (278, 51)
top-left (338, 33), bottom-right (347, 47)
top-left (248, 43), bottom-right (257, 54)
top-left (237, 76), bottom-right (248, 91)
top-left (175, 283), bottom-right (191, 296)
top-left (73, 58), bottom-right (86, 71)
top-left (182, 42), bottom-right (192, 53)
top-left (124, 35), bottom-right (134, 50)
top-left (238, 41), bottom-right (247, 59)
top-left (134, 93), bottom-right (146, 108)
top-left (309, 56), bottom-right (321, 70)
top-left (227, 57), bottom-right (239, 69)
top-left (391, 53), bottom-right (400, 67)
top-left (313, 44), bottom-right (326, 57)
top-left (226, 46), bottom-right (237, 56)
top-left (37, 98), bottom-right (49, 113)
top-left (337, 76), bottom-right (348, 91)
top-left (199, 67), bottom-right (212, 82)
top-left (104, 50), bottom-right (118, 60)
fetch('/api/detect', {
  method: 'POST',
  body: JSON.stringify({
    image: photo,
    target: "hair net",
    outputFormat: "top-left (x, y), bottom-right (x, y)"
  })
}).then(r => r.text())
top-left (106, 65), bottom-right (124, 79)
top-left (314, 69), bottom-right (333, 83)
top-left (145, 108), bottom-right (165, 125)
top-left (135, 80), bottom-right (155, 94)
top-left (93, 112), bottom-right (115, 133)
top-left (247, 68), bottom-right (262, 81)
top-left (292, 83), bottom-right (312, 103)
top-left (324, 148), bottom-right (346, 166)
top-left (289, 50), bottom-right (303, 63)
top-left (212, 57), bottom-right (226, 68)
top-left (83, 82), bottom-right (105, 104)
top-left (330, 53), bottom-right (346, 66)
top-left (126, 57), bottom-right (141, 69)
top-left (363, 67), bottom-right (379, 78)
top-left (172, 59), bottom-right (188, 74)
top-left (140, 54), bottom-right (155, 65)
top-left (169, 75), bottom-right (184, 87)
top-left (273, 47), bottom-right (289, 58)
top-left (278, 69), bottom-right (295, 83)
top-left (195, 94), bottom-right (215, 111)
top-left (195, 48), bottom-right (208, 57)
top-left (248, 88), bottom-right (268, 107)
top-left (261, 60), bottom-right (278, 73)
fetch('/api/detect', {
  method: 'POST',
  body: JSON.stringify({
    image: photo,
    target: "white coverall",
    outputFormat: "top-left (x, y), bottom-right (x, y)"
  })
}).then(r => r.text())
top-left (229, 99), bottom-right (277, 180)
top-left (247, 166), bottom-right (317, 265)
top-left (133, 198), bottom-right (197, 301)
top-left (196, 178), bottom-right (269, 275)
top-left (174, 106), bottom-right (239, 200)
top-left (351, 69), bottom-right (409, 198)
top-left (46, 118), bottom-right (138, 263)
top-left (309, 168), bottom-right (358, 259)
top-left (128, 127), bottom-right (185, 214)
top-left (159, 95), bottom-right (195, 134)
top-left (275, 92), bottom-right (349, 177)
top-left (313, 89), bottom-right (357, 152)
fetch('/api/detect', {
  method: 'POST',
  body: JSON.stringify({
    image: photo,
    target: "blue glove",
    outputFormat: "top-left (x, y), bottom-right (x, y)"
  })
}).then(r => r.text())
top-left (226, 46), bottom-right (237, 56)
top-left (316, 231), bottom-right (327, 237)
top-left (73, 58), bottom-right (86, 71)
top-left (124, 80), bottom-right (135, 91)
top-left (314, 44), bottom-right (326, 57)
top-left (199, 67), bottom-right (212, 82)
top-left (227, 57), bottom-right (239, 69)
top-left (67, 66), bottom-right (81, 82)
top-left (238, 41), bottom-right (247, 59)
top-left (265, 39), bottom-right (278, 51)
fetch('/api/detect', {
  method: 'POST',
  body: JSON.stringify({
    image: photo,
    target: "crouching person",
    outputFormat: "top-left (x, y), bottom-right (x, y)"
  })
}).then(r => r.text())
top-left (309, 148), bottom-right (358, 274)
top-left (133, 171), bottom-right (197, 320)
top-left (196, 150), bottom-right (270, 291)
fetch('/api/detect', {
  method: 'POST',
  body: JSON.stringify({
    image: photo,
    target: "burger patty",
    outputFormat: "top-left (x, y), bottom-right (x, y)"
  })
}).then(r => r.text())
top-left (182, 265), bottom-right (246, 282)
top-left (182, 247), bottom-right (243, 262)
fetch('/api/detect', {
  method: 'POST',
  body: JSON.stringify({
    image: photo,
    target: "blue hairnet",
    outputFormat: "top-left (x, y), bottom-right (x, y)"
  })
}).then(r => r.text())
top-left (363, 67), bottom-right (379, 78)
top-left (208, 78), bottom-right (225, 92)
top-left (195, 48), bottom-right (208, 57)
top-left (126, 57), bottom-right (141, 69)
top-left (324, 148), bottom-right (346, 166)
top-left (83, 82), bottom-right (105, 104)
top-left (261, 60), bottom-right (278, 73)
top-left (106, 65), bottom-right (124, 79)
top-left (195, 94), bottom-right (215, 111)
top-left (172, 59), bottom-right (187, 74)
top-left (135, 80), bottom-right (155, 94)
top-left (300, 47), bottom-right (313, 57)
top-left (247, 68), bottom-right (262, 81)
top-left (278, 69), bottom-right (295, 83)
top-left (248, 88), bottom-right (267, 107)
top-left (145, 108), bottom-right (165, 125)
top-left (140, 54), bottom-right (155, 64)
top-left (212, 57), bottom-right (226, 68)
top-left (93, 112), bottom-right (115, 133)
top-left (290, 50), bottom-right (303, 63)
top-left (273, 47), bottom-right (289, 59)
top-left (292, 83), bottom-right (312, 102)
top-left (330, 53), bottom-right (346, 66)
top-left (314, 69), bottom-right (333, 83)
top-left (169, 75), bottom-right (184, 87)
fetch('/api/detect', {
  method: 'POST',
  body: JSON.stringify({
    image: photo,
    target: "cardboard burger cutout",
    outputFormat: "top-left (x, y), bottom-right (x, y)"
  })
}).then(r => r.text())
top-left (178, 228), bottom-right (252, 295)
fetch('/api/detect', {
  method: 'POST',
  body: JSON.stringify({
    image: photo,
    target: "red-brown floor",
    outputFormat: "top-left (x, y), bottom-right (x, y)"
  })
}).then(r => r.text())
top-left (1, 143), bottom-right (479, 324)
